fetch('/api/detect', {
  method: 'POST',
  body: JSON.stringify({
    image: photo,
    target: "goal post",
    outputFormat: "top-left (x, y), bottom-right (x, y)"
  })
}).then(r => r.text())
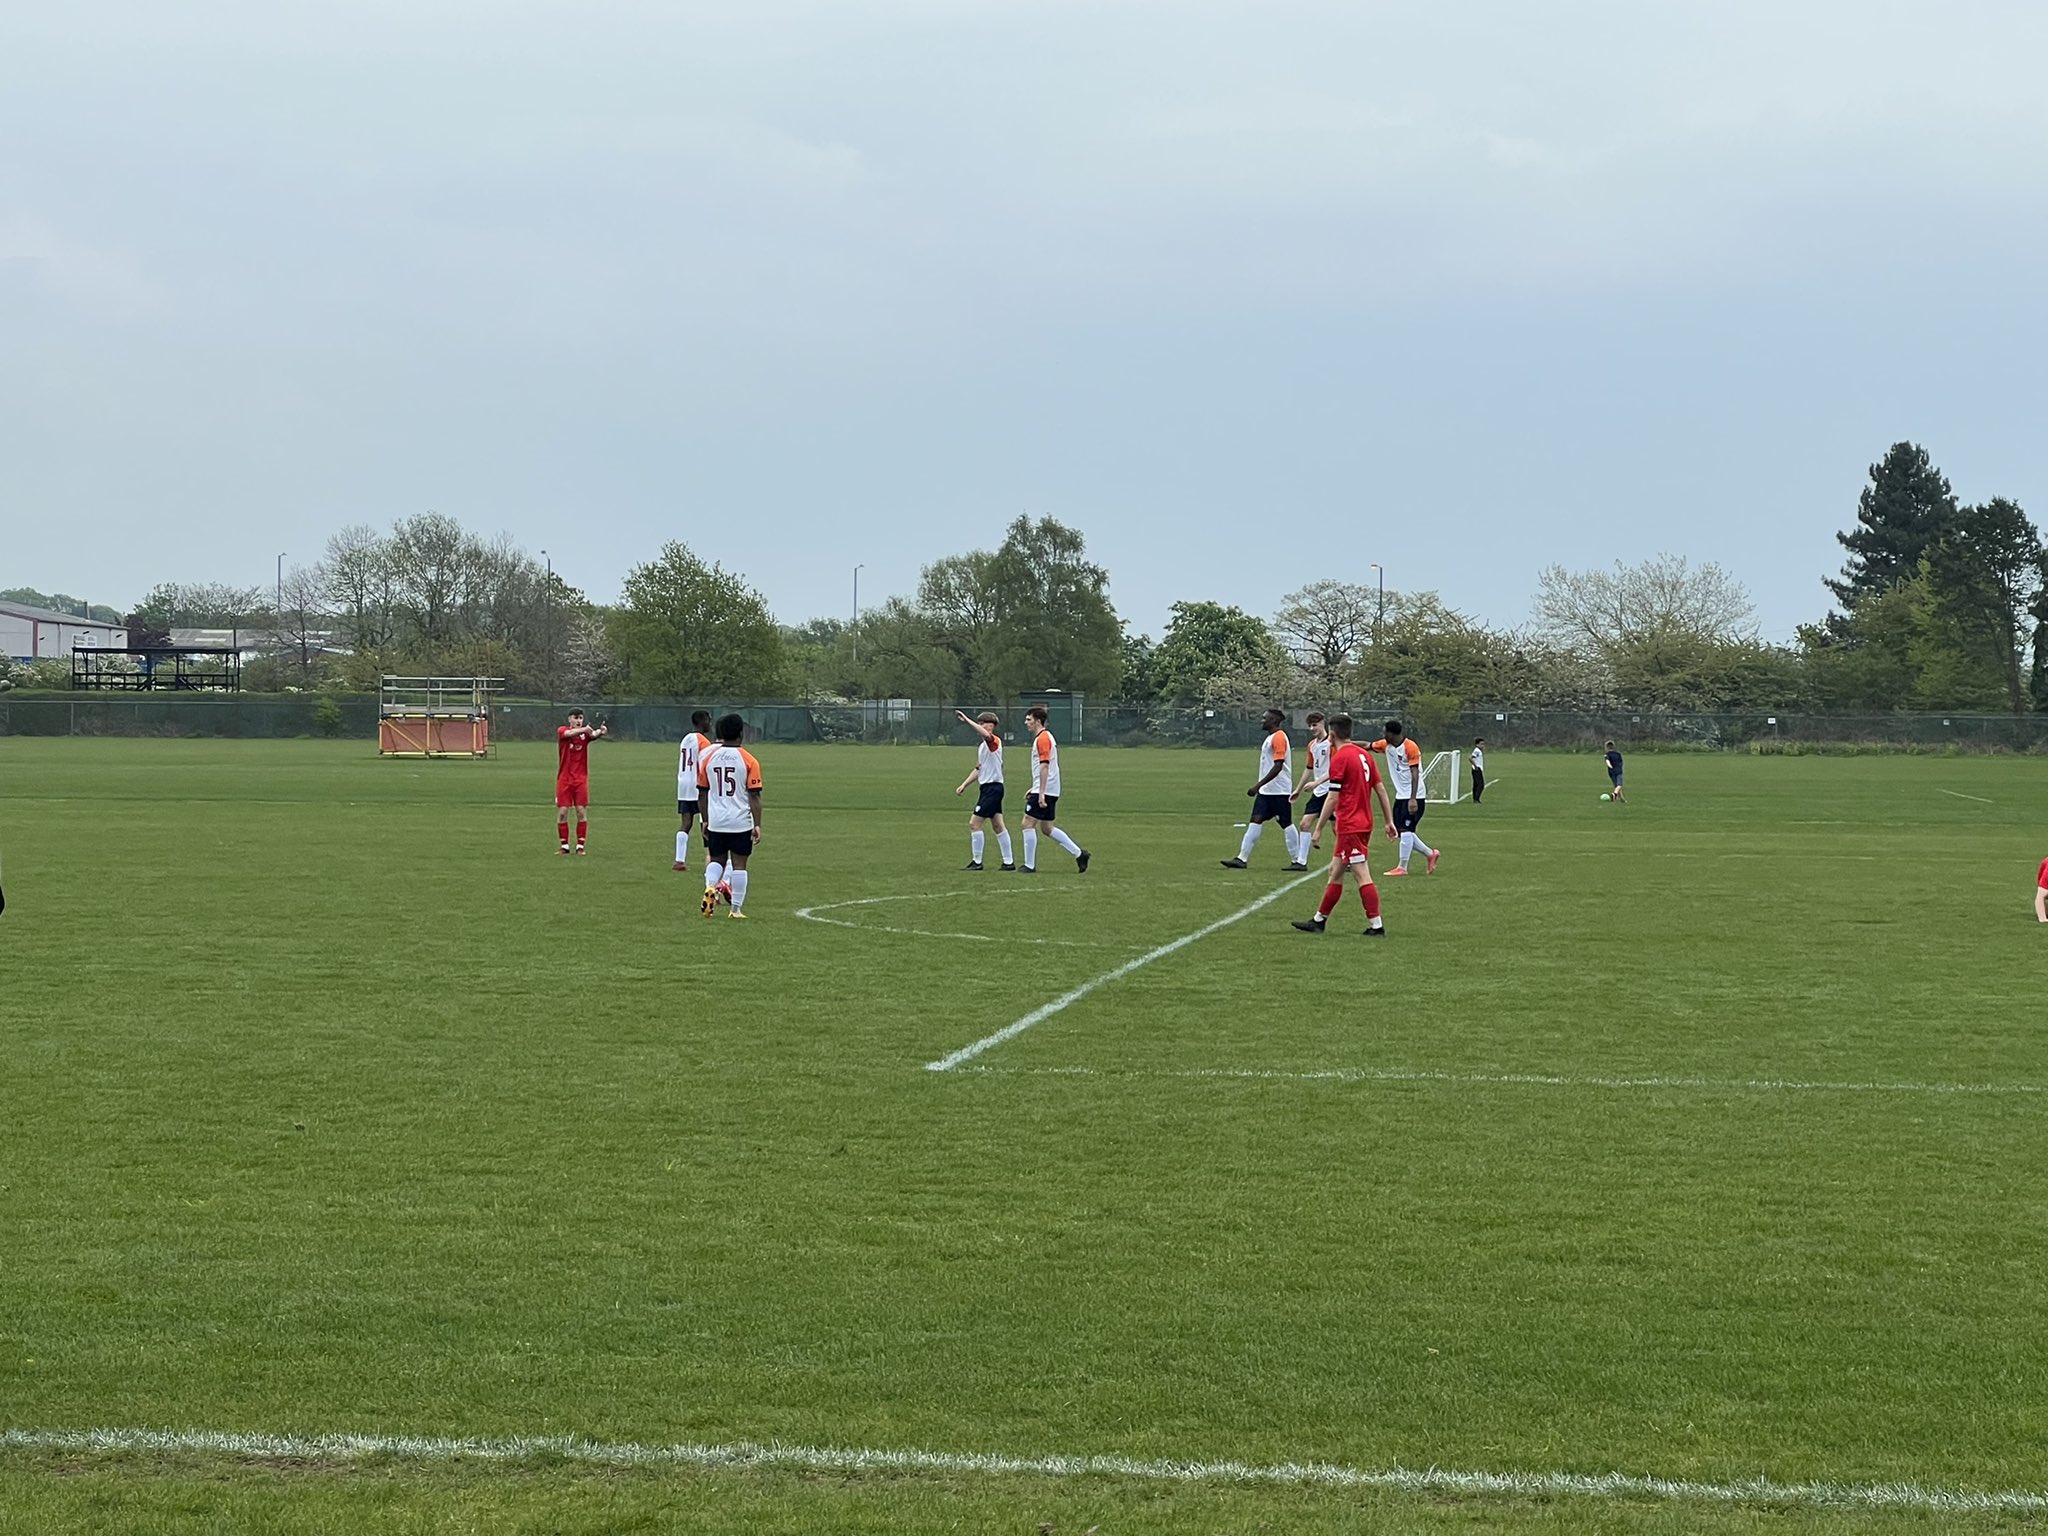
top-left (1420, 749), bottom-right (1463, 805)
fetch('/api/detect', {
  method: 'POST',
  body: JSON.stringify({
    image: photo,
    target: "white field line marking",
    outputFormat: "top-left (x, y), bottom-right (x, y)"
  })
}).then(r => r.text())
top-left (926, 872), bottom-right (1318, 1072)
top-left (961, 1064), bottom-right (2048, 1098)
top-left (793, 891), bottom-right (1131, 950)
top-left (4, 1427), bottom-right (2046, 1516)
top-left (1938, 789), bottom-right (1995, 804)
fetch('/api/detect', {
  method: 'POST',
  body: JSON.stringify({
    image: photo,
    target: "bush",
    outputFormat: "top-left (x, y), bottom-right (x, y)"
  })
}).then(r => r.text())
top-left (312, 696), bottom-right (345, 737)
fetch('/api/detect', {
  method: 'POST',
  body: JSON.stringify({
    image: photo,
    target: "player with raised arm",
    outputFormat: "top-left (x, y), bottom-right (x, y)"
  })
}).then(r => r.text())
top-left (696, 713), bottom-right (762, 920)
top-left (674, 709), bottom-right (712, 871)
top-left (1288, 711), bottom-right (1331, 870)
top-left (1221, 708), bottom-right (1300, 869)
top-left (1370, 720), bottom-right (1438, 877)
top-left (1018, 704), bottom-right (1090, 874)
top-left (555, 709), bottom-right (609, 855)
top-left (953, 710), bottom-right (1015, 871)
top-left (1292, 713), bottom-right (1398, 936)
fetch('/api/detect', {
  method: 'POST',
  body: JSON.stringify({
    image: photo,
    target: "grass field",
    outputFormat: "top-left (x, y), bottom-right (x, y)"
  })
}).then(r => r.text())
top-left (4, 736), bottom-right (2048, 1533)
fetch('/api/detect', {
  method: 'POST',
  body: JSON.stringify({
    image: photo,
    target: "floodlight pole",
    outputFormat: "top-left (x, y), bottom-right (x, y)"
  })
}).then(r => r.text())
top-left (1369, 563), bottom-right (1385, 648)
top-left (853, 563), bottom-right (863, 664)
top-left (541, 549), bottom-right (554, 703)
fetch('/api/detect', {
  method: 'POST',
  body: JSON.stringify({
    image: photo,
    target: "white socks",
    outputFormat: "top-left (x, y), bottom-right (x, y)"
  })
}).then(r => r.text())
top-left (729, 868), bottom-right (748, 911)
top-left (996, 831), bottom-right (1015, 865)
top-left (1284, 826), bottom-right (1303, 862)
top-left (1023, 828), bottom-right (1038, 869)
top-left (675, 829), bottom-right (689, 863)
top-left (705, 860), bottom-right (725, 890)
top-left (1239, 822), bottom-right (1263, 860)
top-left (1049, 827), bottom-right (1081, 857)
top-left (971, 830), bottom-right (986, 863)
top-left (1412, 833), bottom-right (1436, 858)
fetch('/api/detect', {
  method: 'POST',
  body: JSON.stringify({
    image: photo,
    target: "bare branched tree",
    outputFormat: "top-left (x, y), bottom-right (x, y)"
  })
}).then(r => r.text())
top-left (1273, 580), bottom-right (1376, 676)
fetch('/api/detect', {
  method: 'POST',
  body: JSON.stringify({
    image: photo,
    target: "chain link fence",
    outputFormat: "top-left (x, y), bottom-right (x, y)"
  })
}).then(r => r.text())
top-left (6, 692), bottom-right (2048, 751)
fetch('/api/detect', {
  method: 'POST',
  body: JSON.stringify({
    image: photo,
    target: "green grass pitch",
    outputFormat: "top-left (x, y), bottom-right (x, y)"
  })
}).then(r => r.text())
top-left (3, 737), bottom-right (2048, 1533)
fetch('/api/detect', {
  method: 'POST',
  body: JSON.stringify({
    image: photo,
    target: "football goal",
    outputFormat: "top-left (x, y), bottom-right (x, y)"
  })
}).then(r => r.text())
top-left (1419, 749), bottom-right (1464, 805)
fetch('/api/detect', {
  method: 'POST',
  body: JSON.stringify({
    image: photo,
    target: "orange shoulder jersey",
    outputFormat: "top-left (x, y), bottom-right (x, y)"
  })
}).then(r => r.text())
top-left (1256, 729), bottom-right (1292, 796)
top-left (1370, 736), bottom-right (1424, 799)
top-left (696, 744), bottom-right (763, 832)
top-left (1031, 728), bottom-right (1062, 797)
top-left (678, 731), bottom-right (711, 800)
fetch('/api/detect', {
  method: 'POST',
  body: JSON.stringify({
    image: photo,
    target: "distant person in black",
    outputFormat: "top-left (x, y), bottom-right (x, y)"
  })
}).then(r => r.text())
top-left (1604, 741), bottom-right (1626, 803)
top-left (1469, 738), bottom-right (1485, 804)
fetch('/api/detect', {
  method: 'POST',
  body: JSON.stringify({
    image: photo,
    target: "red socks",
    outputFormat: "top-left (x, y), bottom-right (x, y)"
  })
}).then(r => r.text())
top-left (1318, 883), bottom-right (1343, 919)
top-left (557, 820), bottom-right (569, 844)
top-left (576, 825), bottom-right (587, 847)
top-left (1361, 883), bottom-right (1381, 919)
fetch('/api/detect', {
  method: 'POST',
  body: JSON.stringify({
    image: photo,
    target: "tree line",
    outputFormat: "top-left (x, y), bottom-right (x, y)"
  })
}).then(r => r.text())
top-left (2, 441), bottom-right (2040, 715)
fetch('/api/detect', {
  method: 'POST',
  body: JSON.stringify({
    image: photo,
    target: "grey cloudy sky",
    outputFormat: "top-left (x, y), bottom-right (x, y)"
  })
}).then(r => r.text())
top-left (4, 0), bottom-right (2045, 641)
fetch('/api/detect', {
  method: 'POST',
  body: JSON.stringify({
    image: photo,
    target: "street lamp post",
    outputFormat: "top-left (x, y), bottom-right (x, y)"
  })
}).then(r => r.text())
top-left (1369, 563), bottom-right (1385, 649)
top-left (852, 563), bottom-right (864, 665)
top-left (541, 549), bottom-right (553, 702)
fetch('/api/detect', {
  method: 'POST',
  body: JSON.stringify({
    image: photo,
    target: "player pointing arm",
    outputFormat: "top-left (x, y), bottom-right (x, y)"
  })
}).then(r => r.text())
top-left (953, 711), bottom-right (1015, 871)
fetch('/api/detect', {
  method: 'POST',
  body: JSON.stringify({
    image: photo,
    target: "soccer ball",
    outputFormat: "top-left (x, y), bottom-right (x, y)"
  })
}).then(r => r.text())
top-left (1599, 793), bottom-right (1611, 801)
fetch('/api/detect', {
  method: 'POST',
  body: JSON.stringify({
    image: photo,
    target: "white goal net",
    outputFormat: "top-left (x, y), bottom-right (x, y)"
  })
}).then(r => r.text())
top-left (1420, 749), bottom-right (1463, 805)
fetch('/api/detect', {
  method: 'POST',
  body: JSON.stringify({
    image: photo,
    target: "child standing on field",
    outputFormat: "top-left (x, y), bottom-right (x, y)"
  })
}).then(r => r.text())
top-left (2035, 857), bottom-right (2048, 923)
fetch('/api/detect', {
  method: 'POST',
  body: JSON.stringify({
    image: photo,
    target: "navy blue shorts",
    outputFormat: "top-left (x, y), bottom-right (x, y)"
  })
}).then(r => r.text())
top-left (1392, 798), bottom-right (1427, 833)
top-left (1025, 793), bottom-right (1058, 823)
top-left (1251, 793), bottom-right (1293, 824)
top-left (704, 828), bottom-right (754, 863)
top-left (974, 783), bottom-right (1006, 820)
top-left (677, 798), bottom-right (699, 819)
top-left (1302, 792), bottom-right (1328, 820)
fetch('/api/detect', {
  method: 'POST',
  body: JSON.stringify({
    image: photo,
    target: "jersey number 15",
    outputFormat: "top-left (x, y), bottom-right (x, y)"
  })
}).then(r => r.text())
top-left (712, 764), bottom-right (740, 795)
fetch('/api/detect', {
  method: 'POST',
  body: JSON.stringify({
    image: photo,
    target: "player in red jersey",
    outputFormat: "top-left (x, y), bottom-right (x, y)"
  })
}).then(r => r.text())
top-left (1292, 713), bottom-right (1397, 937)
top-left (555, 709), bottom-right (609, 854)
top-left (2035, 856), bottom-right (2048, 923)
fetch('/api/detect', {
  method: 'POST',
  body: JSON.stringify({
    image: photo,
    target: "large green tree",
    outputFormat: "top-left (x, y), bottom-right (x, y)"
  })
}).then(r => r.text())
top-left (1828, 442), bottom-right (1959, 610)
top-left (609, 542), bottom-right (787, 698)
top-left (1150, 601), bottom-right (1284, 702)
top-left (913, 517), bottom-right (1122, 699)
top-left (1924, 498), bottom-right (2045, 713)
top-left (977, 516), bottom-right (1122, 698)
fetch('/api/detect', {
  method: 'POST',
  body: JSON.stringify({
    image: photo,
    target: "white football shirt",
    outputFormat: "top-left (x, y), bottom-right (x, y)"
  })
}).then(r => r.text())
top-left (1030, 729), bottom-right (1062, 797)
top-left (678, 731), bottom-right (710, 801)
top-left (696, 744), bottom-right (762, 833)
top-left (1256, 730), bottom-right (1292, 797)
top-left (1307, 736), bottom-right (1331, 795)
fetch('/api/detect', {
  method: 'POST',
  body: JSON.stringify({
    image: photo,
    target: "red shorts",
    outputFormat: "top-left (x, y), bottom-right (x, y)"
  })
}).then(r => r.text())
top-left (1334, 828), bottom-right (1372, 867)
top-left (556, 779), bottom-right (589, 809)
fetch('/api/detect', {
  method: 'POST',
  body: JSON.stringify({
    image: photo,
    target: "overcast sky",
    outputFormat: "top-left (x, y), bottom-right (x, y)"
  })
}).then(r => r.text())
top-left (5, 0), bottom-right (2045, 641)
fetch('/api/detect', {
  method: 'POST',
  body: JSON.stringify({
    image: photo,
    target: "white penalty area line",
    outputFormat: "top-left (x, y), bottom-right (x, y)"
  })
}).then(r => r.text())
top-left (1938, 789), bottom-right (1995, 804)
top-left (960, 1065), bottom-right (2048, 1098)
top-left (926, 872), bottom-right (1318, 1072)
top-left (4, 1428), bottom-right (2045, 1517)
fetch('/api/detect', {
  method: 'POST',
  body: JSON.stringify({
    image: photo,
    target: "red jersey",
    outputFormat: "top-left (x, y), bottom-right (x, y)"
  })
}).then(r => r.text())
top-left (557, 727), bottom-right (592, 783)
top-left (1325, 741), bottom-right (1382, 834)
top-left (2038, 857), bottom-right (2048, 891)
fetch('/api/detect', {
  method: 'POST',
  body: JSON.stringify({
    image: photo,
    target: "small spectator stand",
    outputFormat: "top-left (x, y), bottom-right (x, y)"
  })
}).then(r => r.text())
top-left (72, 646), bottom-right (242, 691)
top-left (379, 676), bottom-right (501, 758)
